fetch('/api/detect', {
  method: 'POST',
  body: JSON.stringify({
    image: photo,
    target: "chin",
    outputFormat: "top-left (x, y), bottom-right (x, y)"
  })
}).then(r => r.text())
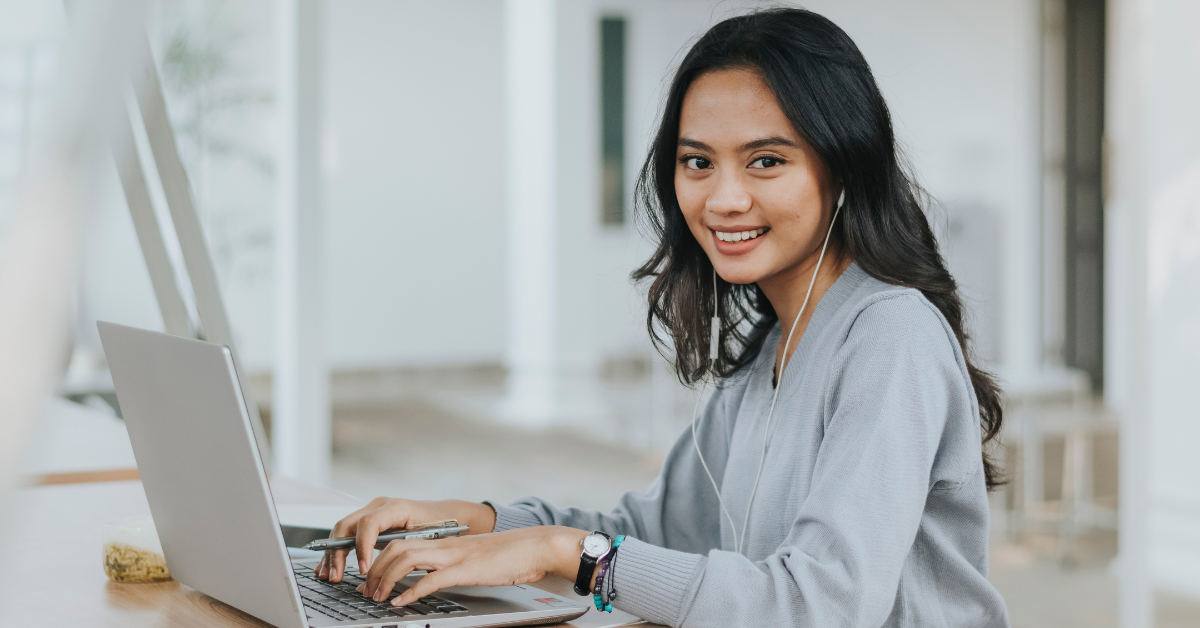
top-left (714, 266), bottom-right (766, 286)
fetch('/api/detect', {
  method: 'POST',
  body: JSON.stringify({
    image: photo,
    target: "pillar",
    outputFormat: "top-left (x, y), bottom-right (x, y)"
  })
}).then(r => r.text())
top-left (273, 0), bottom-right (329, 483)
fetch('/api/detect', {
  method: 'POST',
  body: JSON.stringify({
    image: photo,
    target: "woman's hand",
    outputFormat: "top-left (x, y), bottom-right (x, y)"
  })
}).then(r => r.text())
top-left (357, 526), bottom-right (588, 607)
top-left (316, 497), bottom-right (497, 582)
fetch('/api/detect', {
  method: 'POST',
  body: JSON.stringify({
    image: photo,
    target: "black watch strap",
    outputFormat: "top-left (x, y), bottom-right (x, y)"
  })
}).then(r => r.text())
top-left (573, 554), bottom-right (599, 596)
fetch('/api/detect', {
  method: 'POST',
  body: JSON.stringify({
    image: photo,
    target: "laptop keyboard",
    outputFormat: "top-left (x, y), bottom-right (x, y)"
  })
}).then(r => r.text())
top-left (292, 564), bottom-right (468, 622)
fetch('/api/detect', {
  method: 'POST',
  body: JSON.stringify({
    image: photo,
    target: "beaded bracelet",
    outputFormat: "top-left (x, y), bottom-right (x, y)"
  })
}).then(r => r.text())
top-left (605, 535), bottom-right (622, 605)
top-left (592, 535), bottom-right (624, 612)
top-left (592, 554), bottom-right (612, 612)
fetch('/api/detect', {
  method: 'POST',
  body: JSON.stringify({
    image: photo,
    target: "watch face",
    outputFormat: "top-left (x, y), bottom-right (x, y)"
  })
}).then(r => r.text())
top-left (582, 533), bottom-right (610, 557)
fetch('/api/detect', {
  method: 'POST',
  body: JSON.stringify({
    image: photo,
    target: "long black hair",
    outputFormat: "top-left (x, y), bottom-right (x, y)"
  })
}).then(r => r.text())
top-left (631, 8), bottom-right (1005, 489)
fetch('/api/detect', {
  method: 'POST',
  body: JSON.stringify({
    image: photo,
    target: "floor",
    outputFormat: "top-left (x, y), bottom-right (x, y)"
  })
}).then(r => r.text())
top-left (268, 367), bottom-right (1200, 627)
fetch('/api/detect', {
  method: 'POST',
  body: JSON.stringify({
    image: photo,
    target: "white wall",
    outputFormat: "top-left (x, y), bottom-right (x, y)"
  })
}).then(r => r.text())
top-left (322, 0), bottom-right (507, 369)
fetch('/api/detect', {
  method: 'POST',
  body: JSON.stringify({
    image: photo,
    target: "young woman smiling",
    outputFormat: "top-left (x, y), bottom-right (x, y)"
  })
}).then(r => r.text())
top-left (316, 9), bottom-right (1010, 627)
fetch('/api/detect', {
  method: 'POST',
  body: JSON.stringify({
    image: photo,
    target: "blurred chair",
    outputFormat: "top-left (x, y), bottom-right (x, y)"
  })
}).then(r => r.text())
top-left (1002, 366), bottom-right (1119, 562)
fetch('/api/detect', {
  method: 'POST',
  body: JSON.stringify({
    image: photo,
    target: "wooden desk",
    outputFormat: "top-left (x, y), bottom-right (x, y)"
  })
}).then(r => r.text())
top-left (0, 477), bottom-right (653, 628)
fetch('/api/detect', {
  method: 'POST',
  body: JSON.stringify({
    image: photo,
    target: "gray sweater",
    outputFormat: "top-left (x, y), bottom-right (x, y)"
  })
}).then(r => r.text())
top-left (491, 263), bottom-right (1010, 627)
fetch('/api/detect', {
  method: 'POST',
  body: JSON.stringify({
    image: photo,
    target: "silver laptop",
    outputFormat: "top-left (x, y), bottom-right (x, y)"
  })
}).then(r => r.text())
top-left (98, 321), bottom-right (588, 628)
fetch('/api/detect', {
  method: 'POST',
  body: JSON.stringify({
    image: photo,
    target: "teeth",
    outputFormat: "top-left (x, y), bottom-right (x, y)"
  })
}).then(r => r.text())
top-left (715, 228), bottom-right (767, 242)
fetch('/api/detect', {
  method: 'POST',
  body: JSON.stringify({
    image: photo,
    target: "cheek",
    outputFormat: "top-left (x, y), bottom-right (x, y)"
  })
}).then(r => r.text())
top-left (762, 178), bottom-right (822, 233)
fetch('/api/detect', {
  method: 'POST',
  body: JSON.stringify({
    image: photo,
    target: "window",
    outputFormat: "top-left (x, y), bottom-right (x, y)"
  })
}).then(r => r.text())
top-left (599, 16), bottom-right (626, 226)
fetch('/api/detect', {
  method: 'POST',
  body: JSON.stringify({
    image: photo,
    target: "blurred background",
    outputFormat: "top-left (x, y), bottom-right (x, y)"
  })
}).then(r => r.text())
top-left (2, 0), bottom-right (1199, 626)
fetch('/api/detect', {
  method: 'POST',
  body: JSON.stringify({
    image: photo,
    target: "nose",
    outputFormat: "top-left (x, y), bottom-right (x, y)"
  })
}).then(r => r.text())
top-left (705, 170), bottom-right (752, 217)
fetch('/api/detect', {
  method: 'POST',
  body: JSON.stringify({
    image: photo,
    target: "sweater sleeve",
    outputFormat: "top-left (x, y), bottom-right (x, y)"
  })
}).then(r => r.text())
top-left (489, 385), bottom-right (738, 558)
top-left (609, 294), bottom-right (975, 627)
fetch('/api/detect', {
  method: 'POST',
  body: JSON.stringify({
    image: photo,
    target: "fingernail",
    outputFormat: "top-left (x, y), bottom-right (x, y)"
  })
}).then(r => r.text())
top-left (356, 583), bottom-right (364, 593)
top-left (358, 560), bottom-right (366, 574)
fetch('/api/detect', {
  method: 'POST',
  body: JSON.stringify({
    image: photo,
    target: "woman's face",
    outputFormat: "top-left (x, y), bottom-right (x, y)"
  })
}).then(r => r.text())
top-left (675, 68), bottom-right (836, 287)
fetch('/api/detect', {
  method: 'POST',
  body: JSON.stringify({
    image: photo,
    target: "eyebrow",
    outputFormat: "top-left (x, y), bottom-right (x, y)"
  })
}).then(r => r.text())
top-left (742, 136), bottom-right (801, 151)
top-left (677, 135), bottom-right (801, 152)
top-left (677, 138), bottom-right (714, 152)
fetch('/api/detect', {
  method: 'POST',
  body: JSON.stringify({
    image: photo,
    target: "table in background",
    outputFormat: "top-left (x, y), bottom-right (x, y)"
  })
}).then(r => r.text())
top-left (0, 477), bottom-right (653, 628)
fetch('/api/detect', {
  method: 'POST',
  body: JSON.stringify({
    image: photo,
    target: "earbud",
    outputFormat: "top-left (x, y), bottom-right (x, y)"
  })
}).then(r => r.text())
top-left (837, 188), bottom-right (845, 210)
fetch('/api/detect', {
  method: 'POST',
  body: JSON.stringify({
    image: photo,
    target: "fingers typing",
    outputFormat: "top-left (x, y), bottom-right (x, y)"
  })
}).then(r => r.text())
top-left (395, 568), bottom-right (458, 607)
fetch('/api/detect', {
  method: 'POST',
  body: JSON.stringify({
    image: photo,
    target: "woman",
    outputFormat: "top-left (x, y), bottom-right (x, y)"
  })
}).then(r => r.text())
top-left (317, 8), bottom-right (1010, 627)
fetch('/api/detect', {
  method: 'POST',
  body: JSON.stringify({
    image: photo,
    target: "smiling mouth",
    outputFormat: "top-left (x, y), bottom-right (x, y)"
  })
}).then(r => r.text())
top-left (713, 227), bottom-right (767, 243)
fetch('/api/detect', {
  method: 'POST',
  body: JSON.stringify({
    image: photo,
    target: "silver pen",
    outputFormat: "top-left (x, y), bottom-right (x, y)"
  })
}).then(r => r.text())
top-left (302, 525), bottom-right (468, 551)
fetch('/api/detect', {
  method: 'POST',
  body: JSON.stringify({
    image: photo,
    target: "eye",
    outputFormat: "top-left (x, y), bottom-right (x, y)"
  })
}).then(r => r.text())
top-left (683, 156), bottom-right (712, 170)
top-left (750, 156), bottom-right (785, 169)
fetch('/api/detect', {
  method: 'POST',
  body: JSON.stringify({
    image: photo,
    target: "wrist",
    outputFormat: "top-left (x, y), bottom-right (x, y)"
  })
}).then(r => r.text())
top-left (439, 500), bottom-right (496, 535)
top-left (549, 527), bottom-right (589, 581)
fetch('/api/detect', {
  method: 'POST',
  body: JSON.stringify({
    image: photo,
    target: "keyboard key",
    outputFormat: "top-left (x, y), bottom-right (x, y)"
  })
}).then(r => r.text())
top-left (303, 603), bottom-right (346, 621)
top-left (388, 607), bottom-right (419, 617)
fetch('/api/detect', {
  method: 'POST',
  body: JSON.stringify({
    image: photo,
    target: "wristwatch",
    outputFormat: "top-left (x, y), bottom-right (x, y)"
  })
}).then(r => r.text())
top-left (573, 531), bottom-right (612, 596)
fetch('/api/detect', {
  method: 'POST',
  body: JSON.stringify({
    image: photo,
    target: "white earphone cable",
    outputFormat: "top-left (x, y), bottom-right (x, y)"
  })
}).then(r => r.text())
top-left (691, 189), bottom-right (845, 555)
top-left (689, 270), bottom-right (741, 546)
top-left (691, 379), bottom-right (740, 548)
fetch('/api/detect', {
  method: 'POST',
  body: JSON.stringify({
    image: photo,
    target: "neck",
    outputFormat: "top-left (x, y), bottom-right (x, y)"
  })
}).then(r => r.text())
top-left (758, 247), bottom-right (853, 371)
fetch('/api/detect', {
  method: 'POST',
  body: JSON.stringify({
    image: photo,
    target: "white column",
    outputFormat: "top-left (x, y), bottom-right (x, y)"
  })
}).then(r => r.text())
top-left (500, 0), bottom-right (559, 427)
top-left (1112, 0), bottom-right (1200, 622)
top-left (1107, 1), bottom-right (1151, 627)
top-left (1002, 0), bottom-right (1047, 381)
top-left (274, 0), bottom-right (329, 483)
